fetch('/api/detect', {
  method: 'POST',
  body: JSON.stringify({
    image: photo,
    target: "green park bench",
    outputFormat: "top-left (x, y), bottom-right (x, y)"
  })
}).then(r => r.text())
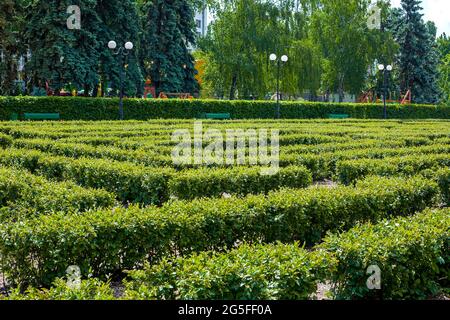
top-left (23, 113), bottom-right (60, 121)
top-left (328, 114), bottom-right (349, 119)
top-left (198, 113), bottom-right (231, 120)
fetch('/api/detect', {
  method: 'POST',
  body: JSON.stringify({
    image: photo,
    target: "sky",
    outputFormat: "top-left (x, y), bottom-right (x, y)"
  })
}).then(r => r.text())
top-left (390, 0), bottom-right (450, 36)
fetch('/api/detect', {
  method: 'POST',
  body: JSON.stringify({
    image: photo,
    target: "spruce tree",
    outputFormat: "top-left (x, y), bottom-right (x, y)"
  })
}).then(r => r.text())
top-left (24, 0), bottom-right (102, 94)
top-left (0, 0), bottom-right (27, 95)
top-left (140, 0), bottom-right (199, 95)
top-left (96, 0), bottom-right (144, 97)
top-left (393, 0), bottom-right (440, 103)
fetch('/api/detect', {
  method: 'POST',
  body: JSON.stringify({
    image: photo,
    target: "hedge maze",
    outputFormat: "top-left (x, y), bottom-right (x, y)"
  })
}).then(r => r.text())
top-left (0, 119), bottom-right (448, 300)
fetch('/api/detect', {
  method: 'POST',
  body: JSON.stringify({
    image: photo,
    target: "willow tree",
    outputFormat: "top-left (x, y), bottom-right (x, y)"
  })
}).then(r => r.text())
top-left (310, 0), bottom-right (393, 102)
top-left (200, 0), bottom-right (320, 99)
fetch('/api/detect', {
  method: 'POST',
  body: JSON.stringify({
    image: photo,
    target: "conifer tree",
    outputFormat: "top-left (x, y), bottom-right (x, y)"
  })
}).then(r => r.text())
top-left (140, 0), bottom-right (199, 95)
top-left (392, 0), bottom-right (440, 103)
top-left (96, 0), bottom-right (144, 97)
top-left (0, 0), bottom-right (27, 95)
top-left (24, 0), bottom-right (102, 94)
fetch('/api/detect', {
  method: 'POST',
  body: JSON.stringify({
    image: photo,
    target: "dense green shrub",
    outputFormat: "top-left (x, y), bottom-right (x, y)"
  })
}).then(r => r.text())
top-left (124, 243), bottom-right (336, 300)
top-left (437, 168), bottom-right (450, 205)
top-left (336, 154), bottom-right (450, 185)
top-left (0, 148), bottom-right (314, 204)
top-left (0, 133), bottom-right (13, 148)
top-left (295, 144), bottom-right (450, 179)
top-left (168, 166), bottom-right (312, 200)
top-left (0, 175), bottom-right (438, 287)
top-left (319, 208), bottom-right (450, 300)
top-left (0, 96), bottom-right (448, 120)
top-left (3, 278), bottom-right (115, 300)
top-left (0, 148), bottom-right (175, 205)
top-left (0, 167), bottom-right (115, 221)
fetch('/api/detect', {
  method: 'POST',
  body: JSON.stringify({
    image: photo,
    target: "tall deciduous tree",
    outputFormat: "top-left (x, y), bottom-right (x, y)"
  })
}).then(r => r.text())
top-left (310, 0), bottom-right (394, 102)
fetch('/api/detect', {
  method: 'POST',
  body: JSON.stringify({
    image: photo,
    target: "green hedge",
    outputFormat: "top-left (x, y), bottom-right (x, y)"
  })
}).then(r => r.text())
top-left (296, 145), bottom-right (449, 180)
top-left (0, 175), bottom-right (438, 287)
top-left (1, 96), bottom-right (448, 120)
top-left (168, 165), bottom-right (312, 200)
top-left (6, 208), bottom-right (448, 300)
top-left (124, 243), bottom-right (335, 300)
top-left (0, 167), bottom-right (115, 221)
top-left (0, 148), bottom-right (174, 205)
top-left (0, 149), bottom-right (313, 204)
top-left (4, 278), bottom-right (115, 300)
top-left (125, 208), bottom-right (449, 300)
top-left (320, 208), bottom-right (450, 299)
top-left (336, 154), bottom-right (450, 185)
top-left (0, 133), bottom-right (12, 148)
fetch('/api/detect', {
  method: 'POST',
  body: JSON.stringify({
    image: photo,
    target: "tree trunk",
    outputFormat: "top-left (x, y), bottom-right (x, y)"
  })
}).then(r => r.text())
top-left (338, 73), bottom-right (345, 102)
top-left (229, 73), bottom-right (237, 100)
top-left (92, 83), bottom-right (98, 97)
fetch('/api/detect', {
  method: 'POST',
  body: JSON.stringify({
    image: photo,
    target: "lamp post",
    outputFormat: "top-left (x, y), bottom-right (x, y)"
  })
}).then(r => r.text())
top-left (108, 40), bottom-right (134, 120)
top-left (269, 53), bottom-right (288, 119)
top-left (378, 64), bottom-right (392, 119)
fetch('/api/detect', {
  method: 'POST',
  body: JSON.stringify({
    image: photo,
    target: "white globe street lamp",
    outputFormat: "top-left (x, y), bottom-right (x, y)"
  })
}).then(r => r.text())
top-left (377, 63), bottom-right (393, 119)
top-left (269, 53), bottom-right (289, 119)
top-left (108, 41), bottom-right (117, 50)
top-left (108, 41), bottom-right (134, 120)
top-left (125, 42), bottom-right (134, 50)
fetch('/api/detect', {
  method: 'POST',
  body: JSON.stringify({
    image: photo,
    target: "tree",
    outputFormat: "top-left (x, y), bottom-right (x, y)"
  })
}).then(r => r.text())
top-left (140, 0), bottom-right (199, 95)
top-left (199, 0), bottom-right (320, 100)
top-left (310, 0), bottom-right (394, 102)
top-left (437, 34), bottom-right (450, 104)
top-left (0, 0), bottom-right (28, 95)
top-left (24, 0), bottom-right (103, 94)
top-left (96, 0), bottom-right (144, 97)
top-left (391, 0), bottom-right (440, 103)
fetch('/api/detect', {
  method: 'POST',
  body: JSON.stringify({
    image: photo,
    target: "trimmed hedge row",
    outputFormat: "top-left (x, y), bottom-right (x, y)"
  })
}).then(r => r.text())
top-left (1, 96), bottom-right (448, 120)
top-left (0, 133), bottom-right (12, 148)
top-left (0, 166), bottom-right (115, 221)
top-left (5, 278), bottom-right (116, 300)
top-left (0, 175), bottom-right (438, 286)
top-left (296, 144), bottom-right (450, 180)
top-left (11, 137), bottom-right (448, 180)
top-left (320, 207), bottom-right (450, 300)
top-left (123, 208), bottom-right (449, 300)
top-left (10, 207), bottom-right (448, 300)
top-left (336, 154), bottom-right (450, 185)
top-left (0, 148), bottom-right (314, 204)
top-left (0, 148), bottom-right (174, 205)
top-left (123, 243), bottom-right (334, 300)
top-left (168, 165), bottom-right (312, 200)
